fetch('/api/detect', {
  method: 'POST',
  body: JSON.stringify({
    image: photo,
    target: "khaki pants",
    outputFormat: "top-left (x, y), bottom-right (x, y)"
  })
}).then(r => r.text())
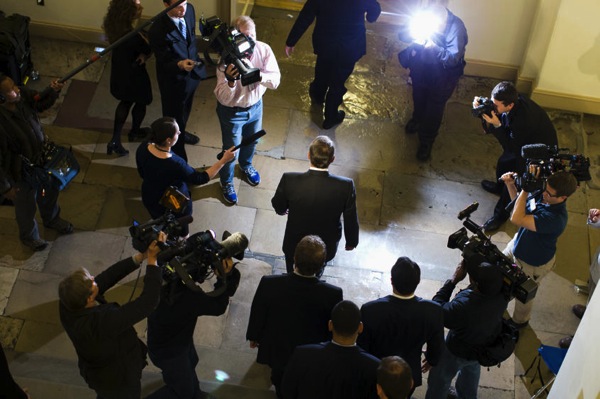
top-left (503, 236), bottom-right (556, 324)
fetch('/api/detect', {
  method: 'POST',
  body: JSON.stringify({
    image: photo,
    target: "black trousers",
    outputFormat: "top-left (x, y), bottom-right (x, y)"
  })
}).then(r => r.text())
top-left (310, 55), bottom-right (356, 120)
top-left (410, 67), bottom-right (461, 145)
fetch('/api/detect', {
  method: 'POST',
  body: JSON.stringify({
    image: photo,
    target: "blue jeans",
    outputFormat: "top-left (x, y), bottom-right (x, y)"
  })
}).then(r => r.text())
top-left (216, 100), bottom-right (263, 185)
top-left (146, 344), bottom-right (201, 399)
top-left (425, 347), bottom-right (480, 399)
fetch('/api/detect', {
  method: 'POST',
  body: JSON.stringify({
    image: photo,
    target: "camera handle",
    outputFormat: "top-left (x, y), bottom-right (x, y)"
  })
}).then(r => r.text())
top-left (168, 255), bottom-right (228, 297)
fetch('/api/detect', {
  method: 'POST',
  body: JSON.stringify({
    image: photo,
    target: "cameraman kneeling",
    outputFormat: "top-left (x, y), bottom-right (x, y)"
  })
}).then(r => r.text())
top-left (59, 233), bottom-right (165, 399)
top-left (501, 170), bottom-right (577, 329)
top-left (145, 244), bottom-right (242, 398)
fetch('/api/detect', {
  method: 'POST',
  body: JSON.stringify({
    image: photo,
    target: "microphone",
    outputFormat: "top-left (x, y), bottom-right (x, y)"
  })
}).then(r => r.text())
top-left (219, 231), bottom-right (249, 260)
top-left (521, 144), bottom-right (556, 159)
top-left (217, 130), bottom-right (266, 160)
top-left (458, 202), bottom-right (479, 220)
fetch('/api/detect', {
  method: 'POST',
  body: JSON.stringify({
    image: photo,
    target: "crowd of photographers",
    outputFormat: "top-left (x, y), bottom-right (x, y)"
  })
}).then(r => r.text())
top-left (0, 0), bottom-right (594, 398)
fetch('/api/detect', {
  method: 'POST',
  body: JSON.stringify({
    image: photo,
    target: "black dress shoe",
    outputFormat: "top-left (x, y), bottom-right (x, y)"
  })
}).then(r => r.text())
top-left (405, 118), bottom-right (419, 134)
top-left (323, 111), bottom-right (345, 129)
top-left (483, 216), bottom-right (504, 232)
top-left (416, 142), bottom-right (432, 161)
top-left (183, 131), bottom-right (200, 145)
top-left (481, 179), bottom-right (502, 195)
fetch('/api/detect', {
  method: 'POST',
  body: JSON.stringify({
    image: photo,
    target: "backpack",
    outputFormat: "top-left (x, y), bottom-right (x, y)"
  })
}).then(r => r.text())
top-left (476, 319), bottom-right (519, 367)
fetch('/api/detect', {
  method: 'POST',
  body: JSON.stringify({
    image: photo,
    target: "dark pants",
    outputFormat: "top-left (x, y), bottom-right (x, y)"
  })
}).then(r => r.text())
top-left (158, 76), bottom-right (201, 162)
top-left (410, 67), bottom-right (461, 145)
top-left (15, 179), bottom-right (60, 242)
top-left (147, 343), bottom-right (202, 399)
top-left (492, 150), bottom-right (518, 221)
top-left (311, 56), bottom-right (356, 120)
top-left (96, 383), bottom-right (141, 399)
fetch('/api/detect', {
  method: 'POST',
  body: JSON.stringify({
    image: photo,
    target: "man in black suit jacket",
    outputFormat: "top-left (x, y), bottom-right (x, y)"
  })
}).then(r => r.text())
top-left (271, 135), bottom-right (359, 274)
top-left (358, 257), bottom-right (444, 397)
top-left (281, 300), bottom-right (380, 399)
top-left (148, 0), bottom-right (205, 162)
top-left (285, 0), bottom-right (381, 129)
top-left (246, 235), bottom-right (343, 398)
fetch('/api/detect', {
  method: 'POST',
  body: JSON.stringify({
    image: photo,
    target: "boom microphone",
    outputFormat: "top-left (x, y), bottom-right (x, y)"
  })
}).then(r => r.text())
top-left (217, 130), bottom-right (266, 160)
top-left (521, 144), bottom-right (557, 159)
top-left (219, 231), bottom-right (249, 260)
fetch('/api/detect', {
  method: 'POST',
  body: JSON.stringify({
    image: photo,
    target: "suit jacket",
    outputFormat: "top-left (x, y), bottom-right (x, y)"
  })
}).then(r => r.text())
top-left (358, 295), bottom-right (444, 387)
top-left (285, 0), bottom-right (381, 63)
top-left (281, 341), bottom-right (380, 399)
top-left (246, 273), bottom-right (343, 370)
top-left (148, 3), bottom-right (205, 93)
top-left (271, 170), bottom-right (359, 261)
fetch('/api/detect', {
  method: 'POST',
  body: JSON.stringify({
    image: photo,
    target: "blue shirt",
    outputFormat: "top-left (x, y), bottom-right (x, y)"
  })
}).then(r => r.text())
top-left (513, 194), bottom-right (568, 266)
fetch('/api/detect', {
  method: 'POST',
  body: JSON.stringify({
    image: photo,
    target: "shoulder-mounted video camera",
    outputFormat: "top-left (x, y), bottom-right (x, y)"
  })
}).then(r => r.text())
top-left (447, 202), bottom-right (538, 304)
top-left (516, 144), bottom-right (591, 192)
top-left (199, 16), bottom-right (261, 86)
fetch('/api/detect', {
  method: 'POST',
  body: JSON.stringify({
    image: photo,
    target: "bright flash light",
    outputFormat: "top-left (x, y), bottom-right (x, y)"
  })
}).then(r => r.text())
top-left (214, 370), bottom-right (230, 382)
top-left (409, 10), bottom-right (443, 44)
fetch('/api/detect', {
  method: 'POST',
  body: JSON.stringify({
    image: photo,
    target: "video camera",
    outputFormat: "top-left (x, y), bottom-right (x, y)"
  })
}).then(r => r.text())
top-left (447, 202), bottom-right (538, 303)
top-left (199, 16), bottom-right (261, 86)
top-left (516, 144), bottom-right (591, 192)
top-left (471, 96), bottom-right (495, 118)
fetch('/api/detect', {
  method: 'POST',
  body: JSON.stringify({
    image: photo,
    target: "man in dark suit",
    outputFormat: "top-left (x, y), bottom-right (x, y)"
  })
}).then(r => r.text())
top-left (271, 135), bottom-right (359, 274)
top-left (148, 0), bottom-right (204, 162)
top-left (285, 0), bottom-right (381, 129)
top-left (281, 300), bottom-right (380, 399)
top-left (246, 235), bottom-right (343, 398)
top-left (358, 257), bottom-right (444, 397)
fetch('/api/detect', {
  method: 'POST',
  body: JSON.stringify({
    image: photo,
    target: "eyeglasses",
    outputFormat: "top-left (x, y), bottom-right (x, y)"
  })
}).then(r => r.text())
top-left (543, 185), bottom-right (560, 198)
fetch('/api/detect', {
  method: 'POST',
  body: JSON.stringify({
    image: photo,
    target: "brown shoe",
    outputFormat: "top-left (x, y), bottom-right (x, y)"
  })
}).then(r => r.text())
top-left (572, 304), bottom-right (586, 319)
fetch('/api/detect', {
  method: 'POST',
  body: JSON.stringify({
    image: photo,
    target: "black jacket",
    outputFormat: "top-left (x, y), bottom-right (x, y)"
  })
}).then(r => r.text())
top-left (358, 295), bottom-right (444, 387)
top-left (432, 281), bottom-right (508, 360)
top-left (282, 341), bottom-right (380, 399)
top-left (246, 273), bottom-right (343, 370)
top-left (59, 259), bottom-right (162, 391)
top-left (285, 0), bottom-right (381, 63)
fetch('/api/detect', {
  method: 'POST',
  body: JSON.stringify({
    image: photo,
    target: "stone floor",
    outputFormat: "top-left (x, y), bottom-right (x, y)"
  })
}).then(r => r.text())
top-left (1, 5), bottom-right (599, 399)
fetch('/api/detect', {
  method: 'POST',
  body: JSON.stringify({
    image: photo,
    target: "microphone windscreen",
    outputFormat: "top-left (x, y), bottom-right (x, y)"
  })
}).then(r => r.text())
top-left (521, 144), bottom-right (555, 159)
top-left (220, 232), bottom-right (249, 260)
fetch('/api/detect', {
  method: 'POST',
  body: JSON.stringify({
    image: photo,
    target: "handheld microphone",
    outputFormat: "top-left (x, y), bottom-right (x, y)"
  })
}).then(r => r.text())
top-left (219, 231), bottom-right (249, 260)
top-left (217, 130), bottom-right (266, 160)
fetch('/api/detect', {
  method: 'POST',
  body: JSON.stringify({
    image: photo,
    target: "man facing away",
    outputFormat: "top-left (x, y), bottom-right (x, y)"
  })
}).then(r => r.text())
top-left (284, 0), bottom-right (381, 129)
top-left (359, 257), bottom-right (444, 397)
top-left (271, 135), bottom-right (359, 274)
top-left (246, 235), bottom-right (343, 398)
top-left (281, 300), bottom-right (380, 399)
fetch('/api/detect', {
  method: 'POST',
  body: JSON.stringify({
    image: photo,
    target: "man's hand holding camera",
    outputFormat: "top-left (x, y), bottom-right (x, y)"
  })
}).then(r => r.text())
top-left (133, 231), bottom-right (167, 267)
top-left (450, 260), bottom-right (468, 285)
top-left (472, 96), bottom-right (501, 128)
top-left (225, 64), bottom-right (240, 87)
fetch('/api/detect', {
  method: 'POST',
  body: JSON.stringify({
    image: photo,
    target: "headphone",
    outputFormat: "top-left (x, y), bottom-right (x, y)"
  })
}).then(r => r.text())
top-left (0, 73), bottom-right (6, 104)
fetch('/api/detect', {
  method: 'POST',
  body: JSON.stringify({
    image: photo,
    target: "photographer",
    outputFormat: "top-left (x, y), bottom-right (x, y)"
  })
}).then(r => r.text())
top-left (398, 1), bottom-right (467, 161)
top-left (425, 261), bottom-right (508, 399)
top-left (215, 16), bottom-right (280, 205)
top-left (500, 170), bottom-right (577, 329)
top-left (474, 81), bottom-right (558, 232)
top-left (145, 237), bottom-right (242, 399)
top-left (58, 233), bottom-right (165, 399)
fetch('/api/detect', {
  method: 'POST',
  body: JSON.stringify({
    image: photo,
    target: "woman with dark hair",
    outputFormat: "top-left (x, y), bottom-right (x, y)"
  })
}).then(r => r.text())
top-left (103, 0), bottom-right (153, 156)
top-left (136, 117), bottom-right (236, 235)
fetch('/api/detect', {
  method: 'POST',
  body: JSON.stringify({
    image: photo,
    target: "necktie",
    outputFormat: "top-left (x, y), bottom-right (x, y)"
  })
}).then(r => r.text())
top-left (179, 19), bottom-right (186, 39)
